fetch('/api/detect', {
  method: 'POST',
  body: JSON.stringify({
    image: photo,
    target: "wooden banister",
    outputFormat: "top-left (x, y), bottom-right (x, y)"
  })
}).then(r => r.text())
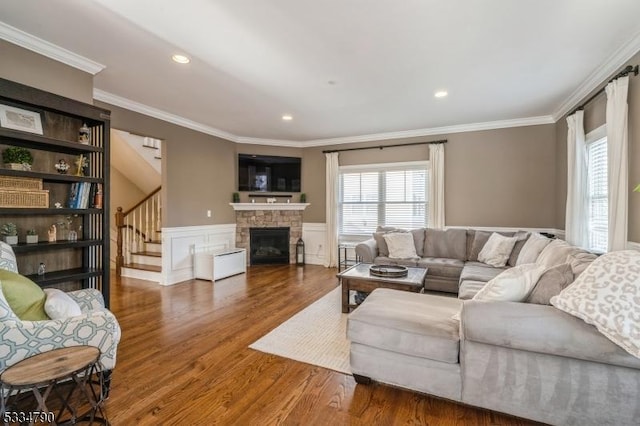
top-left (123, 186), bottom-right (161, 216)
top-left (115, 187), bottom-right (162, 276)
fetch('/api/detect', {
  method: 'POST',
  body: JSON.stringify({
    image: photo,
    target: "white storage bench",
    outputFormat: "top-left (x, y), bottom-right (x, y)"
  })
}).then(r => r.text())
top-left (193, 245), bottom-right (247, 282)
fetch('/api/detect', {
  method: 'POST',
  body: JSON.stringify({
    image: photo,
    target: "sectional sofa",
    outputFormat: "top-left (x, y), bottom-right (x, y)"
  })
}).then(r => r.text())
top-left (349, 228), bottom-right (639, 426)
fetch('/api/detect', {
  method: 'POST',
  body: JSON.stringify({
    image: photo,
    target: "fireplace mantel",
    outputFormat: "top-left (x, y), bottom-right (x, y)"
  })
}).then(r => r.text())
top-left (229, 203), bottom-right (310, 211)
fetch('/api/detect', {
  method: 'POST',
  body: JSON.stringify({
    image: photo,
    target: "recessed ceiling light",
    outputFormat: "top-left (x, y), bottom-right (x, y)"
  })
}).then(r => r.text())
top-left (172, 54), bottom-right (190, 64)
top-left (434, 90), bottom-right (448, 98)
top-left (282, 114), bottom-right (293, 121)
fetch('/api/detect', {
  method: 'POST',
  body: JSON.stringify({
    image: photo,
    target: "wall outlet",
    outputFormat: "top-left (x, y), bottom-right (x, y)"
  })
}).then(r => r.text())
top-left (207, 210), bottom-right (212, 218)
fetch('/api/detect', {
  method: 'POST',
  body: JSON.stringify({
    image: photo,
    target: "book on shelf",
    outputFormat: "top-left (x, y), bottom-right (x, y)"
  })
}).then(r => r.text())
top-left (68, 182), bottom-right (79, 208)
top-left (68, 182), bottom-right (97, 209)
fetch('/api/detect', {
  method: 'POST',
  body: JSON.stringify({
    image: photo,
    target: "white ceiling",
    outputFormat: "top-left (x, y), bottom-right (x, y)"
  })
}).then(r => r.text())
top-left (1, 0), bottom-right (640, 146)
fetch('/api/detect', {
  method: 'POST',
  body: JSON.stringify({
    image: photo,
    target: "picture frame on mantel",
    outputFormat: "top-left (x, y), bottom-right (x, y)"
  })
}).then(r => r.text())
top-left (0, 104), bottom-right (43, 135)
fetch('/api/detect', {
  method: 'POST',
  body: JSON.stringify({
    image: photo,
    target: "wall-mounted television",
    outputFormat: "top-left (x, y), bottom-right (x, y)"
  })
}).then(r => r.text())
top-left (238, 154), bottom-right (301, 192)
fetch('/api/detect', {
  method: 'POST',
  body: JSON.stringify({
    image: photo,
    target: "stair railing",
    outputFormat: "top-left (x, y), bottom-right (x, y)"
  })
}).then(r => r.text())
top-left (115, 186), bottom-right (161, 276)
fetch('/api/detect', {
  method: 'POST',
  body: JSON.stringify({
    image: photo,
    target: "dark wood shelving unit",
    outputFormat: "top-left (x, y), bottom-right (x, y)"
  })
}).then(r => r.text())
top-left (0, 128), bottom-right (103, 154)
top-left (0, 208), bottom-right (104, 215)
top-left (0, 77), bottom-right (110, 307)
top-left (0, 168), bottom-right (103, 184)
top-left (11, 239), bottom-right (102, 253)
top-left (26, 268), bottom-right (102, 288)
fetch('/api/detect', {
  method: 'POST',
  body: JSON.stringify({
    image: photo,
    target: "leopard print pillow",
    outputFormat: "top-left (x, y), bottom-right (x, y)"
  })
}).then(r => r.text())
top-left (551, 250), bottom-right (640, 358)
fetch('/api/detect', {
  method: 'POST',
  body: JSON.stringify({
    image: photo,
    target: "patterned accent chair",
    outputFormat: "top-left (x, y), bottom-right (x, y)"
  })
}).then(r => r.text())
top-left (0, 241), bottom-right (121, 391)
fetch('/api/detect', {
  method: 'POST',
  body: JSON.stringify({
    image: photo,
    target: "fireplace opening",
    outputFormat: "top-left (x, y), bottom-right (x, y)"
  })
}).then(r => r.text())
top-left (250, 227), bottom-right (290, 265)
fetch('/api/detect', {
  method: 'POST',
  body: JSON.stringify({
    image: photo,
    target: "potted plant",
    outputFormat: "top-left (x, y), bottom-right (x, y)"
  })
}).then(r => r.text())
top-left (232, 192), bottom-right (240, 203)
top-left (1, 223), bottom-right (18, 245)
top-left (26, 228), bottom-right (38, 244)
top-left (2, 147), bottom-right (34, 171)
top-left (300, 193), bottom-right (307, 203)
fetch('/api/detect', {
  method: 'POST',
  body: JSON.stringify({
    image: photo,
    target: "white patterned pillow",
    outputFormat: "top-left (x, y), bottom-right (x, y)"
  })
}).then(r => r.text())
top-left (0, 241), bottom-right (18, 273)
top-left (477, 233), bottom-right (517, 267)
top-left (383, 232), bottom-right (418, 259)
top-left (473, 263), bottom-right (546, 302)
top-left (551, 250), bottom-right (640, 358)
top-left (44, 288), bottom-right (82, 319)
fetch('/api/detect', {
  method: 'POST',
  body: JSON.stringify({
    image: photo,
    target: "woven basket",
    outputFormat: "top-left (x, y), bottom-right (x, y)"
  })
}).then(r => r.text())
top-left (0, 176), bottom-right (43, 191)
top-left (0, 189), bottom-right (49, 208)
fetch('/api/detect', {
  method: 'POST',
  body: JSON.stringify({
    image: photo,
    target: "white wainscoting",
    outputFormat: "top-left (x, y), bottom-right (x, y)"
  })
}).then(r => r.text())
top-left (161, 224), bottom-right (236, 286)
top-left (302, 223), bottom-right (326, 266)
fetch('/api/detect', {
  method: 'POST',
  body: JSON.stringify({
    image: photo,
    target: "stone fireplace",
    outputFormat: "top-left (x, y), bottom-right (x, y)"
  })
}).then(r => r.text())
top-left (233, 204), bottom-right (307, 264)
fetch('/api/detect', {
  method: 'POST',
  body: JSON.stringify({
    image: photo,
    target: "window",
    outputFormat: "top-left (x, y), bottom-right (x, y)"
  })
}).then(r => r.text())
top-left (338, 161), bottom-right (429, 237)
top-left (586, 128), bottom-right (607, 252)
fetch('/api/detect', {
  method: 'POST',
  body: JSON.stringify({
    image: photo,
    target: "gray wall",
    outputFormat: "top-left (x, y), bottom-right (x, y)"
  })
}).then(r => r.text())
top-left (303, 125), bottom-right (557, 228)
top-left (94, 102), bottom-right (237, 227)
top-left (0, 40), bottom-right (93, 103)
top-left (555, 50), bottom-right (640, 242)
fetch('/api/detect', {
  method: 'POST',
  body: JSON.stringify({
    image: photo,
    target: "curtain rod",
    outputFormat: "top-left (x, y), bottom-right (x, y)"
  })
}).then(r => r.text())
top-left (569, 64), bottom-right (639, 116)
top-left (322, 139), bottom-right (447, 154)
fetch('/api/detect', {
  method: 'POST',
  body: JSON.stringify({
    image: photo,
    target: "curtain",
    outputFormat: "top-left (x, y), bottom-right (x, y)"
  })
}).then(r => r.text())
top-left (428, 143), bottom-right (445, 229)
top-left (324, 152), bottom-right (339, 267)
top-left (565, 110), bottom-right (588, 248)
top-left (605, 76), bottom-right (629, 251)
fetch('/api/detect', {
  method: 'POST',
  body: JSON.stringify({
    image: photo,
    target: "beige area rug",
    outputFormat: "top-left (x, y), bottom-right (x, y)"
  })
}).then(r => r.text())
top-left (249, 287), bottom-right (351, 374)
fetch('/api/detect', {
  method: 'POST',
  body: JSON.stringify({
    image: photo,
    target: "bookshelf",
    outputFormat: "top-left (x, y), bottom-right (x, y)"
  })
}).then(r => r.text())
top-left (0, 78), bottom-right (110, 307)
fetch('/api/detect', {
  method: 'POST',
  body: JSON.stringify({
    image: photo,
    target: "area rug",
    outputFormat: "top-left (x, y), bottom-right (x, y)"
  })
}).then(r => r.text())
top-left (249, 287), bottom-right (350, 374)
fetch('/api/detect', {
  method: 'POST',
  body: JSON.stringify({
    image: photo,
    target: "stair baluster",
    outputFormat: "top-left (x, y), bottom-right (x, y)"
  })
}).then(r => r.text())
top-left (115, 186), bottom-right (162, 276)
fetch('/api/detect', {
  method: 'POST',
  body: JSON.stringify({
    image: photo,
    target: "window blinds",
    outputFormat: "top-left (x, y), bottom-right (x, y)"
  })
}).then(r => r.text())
top-left (339, 163), bottom-right (429, 236)
top-left (587, 138), bottom-right (608, 252)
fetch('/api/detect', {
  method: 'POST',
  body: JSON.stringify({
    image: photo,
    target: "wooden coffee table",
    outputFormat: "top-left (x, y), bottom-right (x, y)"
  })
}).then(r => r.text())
top-left (338, 263), bottom-right (427, 313)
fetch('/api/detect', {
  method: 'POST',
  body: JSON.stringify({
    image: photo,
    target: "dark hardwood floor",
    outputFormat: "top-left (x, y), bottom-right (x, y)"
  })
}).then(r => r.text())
top-left (106, 265), bottom-right (538, 425)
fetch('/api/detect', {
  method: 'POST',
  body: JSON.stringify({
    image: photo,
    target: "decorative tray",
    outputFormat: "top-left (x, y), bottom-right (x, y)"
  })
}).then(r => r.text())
top-left (369, 264), bottom-right (408, 278)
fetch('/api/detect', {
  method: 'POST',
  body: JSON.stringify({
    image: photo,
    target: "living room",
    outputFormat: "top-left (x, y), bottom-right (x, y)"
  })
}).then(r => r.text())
top-left (1, 1), bottom-right (640, 425)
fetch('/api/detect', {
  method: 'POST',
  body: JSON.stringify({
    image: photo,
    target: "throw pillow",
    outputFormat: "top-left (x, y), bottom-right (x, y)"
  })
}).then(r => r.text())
top-left (551, 250), bottom-right (640, 359)
top-left (507, 231), bottom-right (531, 266)
top-left (477, 233), bottom-right (518, 267)
top-left (0, 269), bottom-right (49, 321)
top-left (516, 232), bottom-right (551, 265)
top-left (567, 251), bottom-right (598, 277)
top-left (373, 227), bottom-right (406, 257)
top-left (373, 232), bottom-right (391, 257)
top-left (383, 232), bottom-right (418, 259)
top-left (473, 263), bottom-right (547, 302)
top-left (44, 288), bottom-right (82, 319)
top-left (526, 263), bottom-right (574, 305)
top-left (536, 239), bottom-right (577, 268)
top-left (469, 231), bottom-right (491, 262)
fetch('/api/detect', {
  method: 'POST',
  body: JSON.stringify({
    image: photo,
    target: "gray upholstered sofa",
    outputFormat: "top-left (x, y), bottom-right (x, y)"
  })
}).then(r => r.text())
top-left (349, 228), bottom-right (639, 425)
top-left (356, 228), bottom-right (534, 296)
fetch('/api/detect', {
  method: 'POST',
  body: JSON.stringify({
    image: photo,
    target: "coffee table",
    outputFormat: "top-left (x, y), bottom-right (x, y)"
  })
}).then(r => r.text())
top-left (338, 263), bottom-right (427, 313)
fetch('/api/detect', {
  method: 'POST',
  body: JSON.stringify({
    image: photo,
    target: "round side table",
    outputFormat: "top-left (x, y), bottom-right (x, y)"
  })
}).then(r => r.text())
top-left (0, 346), bottom-right (108, 425)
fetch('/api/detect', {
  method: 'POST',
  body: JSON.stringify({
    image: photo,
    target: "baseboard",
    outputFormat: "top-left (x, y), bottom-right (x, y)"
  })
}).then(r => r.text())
top-left (161, 224), bottom-right (236, 286)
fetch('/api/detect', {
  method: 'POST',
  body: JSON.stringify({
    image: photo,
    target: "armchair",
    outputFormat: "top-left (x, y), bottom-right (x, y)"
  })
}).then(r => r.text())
top-left (0, 241), bottom-right (121, 392)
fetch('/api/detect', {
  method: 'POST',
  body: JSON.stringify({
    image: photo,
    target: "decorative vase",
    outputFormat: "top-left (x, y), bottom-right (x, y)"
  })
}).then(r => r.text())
top-left (5, 163), bottom-right (31, 171)
top-left (4, 235), bottom-right (18, 245)
top-left (26, 235), bottom-right (38, 244)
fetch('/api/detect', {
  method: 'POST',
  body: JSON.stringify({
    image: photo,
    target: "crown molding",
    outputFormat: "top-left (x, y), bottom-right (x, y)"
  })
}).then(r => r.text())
top-left (0, 21), bottom-right (105, 75)
top-left (94, 88), bottom-right (555, 148)
top-left (236, 137), bottom-right (304, 148)
top-left (300, 116), bottom-right (555, 147)
top-left (93, 89), bottom-right (240, 142)
top-left (552, 29), bottom-right (640, 121)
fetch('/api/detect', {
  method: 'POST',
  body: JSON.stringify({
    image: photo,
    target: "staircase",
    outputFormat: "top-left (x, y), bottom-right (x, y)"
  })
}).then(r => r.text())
top-left (116, 187), bottom-right (162, 282)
